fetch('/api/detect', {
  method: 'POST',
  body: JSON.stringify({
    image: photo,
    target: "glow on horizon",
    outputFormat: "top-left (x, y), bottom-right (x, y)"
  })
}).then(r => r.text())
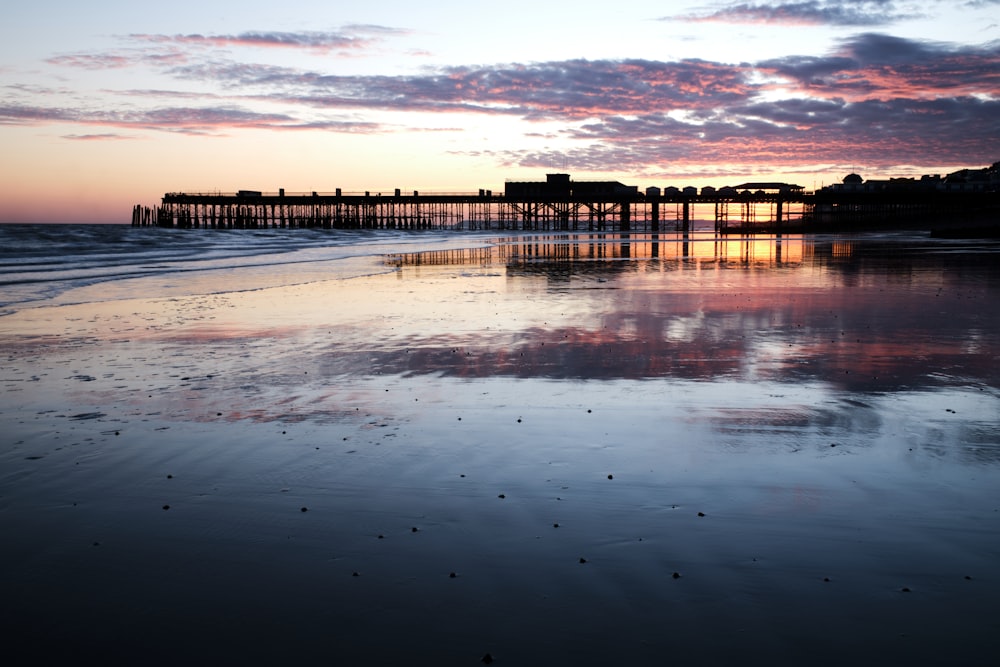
top-left (1, 1), bottom-right (999, 222)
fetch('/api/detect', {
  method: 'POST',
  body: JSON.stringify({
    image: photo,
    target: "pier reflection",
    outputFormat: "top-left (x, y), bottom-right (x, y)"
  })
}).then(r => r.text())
top-left (389, 232), bottom-right (805, 272)
top-left (375, 232), bottom-right (1000, 393)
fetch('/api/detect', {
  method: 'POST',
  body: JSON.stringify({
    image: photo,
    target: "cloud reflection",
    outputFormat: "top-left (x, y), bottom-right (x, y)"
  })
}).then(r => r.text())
top-left (369, 234), bottom-right (1000, 393)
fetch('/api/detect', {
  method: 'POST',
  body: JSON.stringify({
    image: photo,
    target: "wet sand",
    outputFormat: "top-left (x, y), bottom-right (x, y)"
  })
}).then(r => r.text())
top-left (2, 232), bottom-right (999, 665)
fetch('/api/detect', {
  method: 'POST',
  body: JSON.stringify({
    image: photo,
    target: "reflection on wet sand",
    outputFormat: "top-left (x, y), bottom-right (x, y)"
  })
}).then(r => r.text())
top-left (390, 231), bottom-right (806, 269)
top-left (377, 232), bottom-right (1000, 394)
top-left (3, 230), bottom-right (1000, 665)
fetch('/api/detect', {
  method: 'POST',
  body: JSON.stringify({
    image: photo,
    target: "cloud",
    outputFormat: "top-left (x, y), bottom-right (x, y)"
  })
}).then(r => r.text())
top-left (672, 1), bottom-right (921, 26)
top-left (0, 103), bottom-right (381, 135)
top-left (128, 25), bottom-right (408, 54)
top-left (758, 33), bottom-right (1000, 100)
top-left (169, 58), bottom-right (756, 118)
top-left (61, 133), bottom-right (137, 141)
top-left (18, 27), bottom-right (1000, 173)
top-left (503, 94), bottom-right (1000, 171)
top-left (47, 48), bottom-right (187, 70)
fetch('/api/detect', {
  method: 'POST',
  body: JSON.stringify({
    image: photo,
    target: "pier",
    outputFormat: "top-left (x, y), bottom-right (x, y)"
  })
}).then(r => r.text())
top-left (133, 170), bottom-right (998, 233)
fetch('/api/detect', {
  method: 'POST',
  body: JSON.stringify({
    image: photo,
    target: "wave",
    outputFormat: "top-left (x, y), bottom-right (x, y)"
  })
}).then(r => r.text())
top-left (0, 224), bottom-right (497, 313)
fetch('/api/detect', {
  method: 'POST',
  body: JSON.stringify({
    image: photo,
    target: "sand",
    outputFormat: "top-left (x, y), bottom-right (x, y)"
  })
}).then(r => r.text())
top-left (2, 232), bottom-right (999, 665)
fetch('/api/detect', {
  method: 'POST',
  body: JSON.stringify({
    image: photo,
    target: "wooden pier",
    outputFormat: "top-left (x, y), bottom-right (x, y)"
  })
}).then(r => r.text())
top-left (132, 173), bottom-right (997, 234)
top-left (133, 189), bottom-right (811, 233)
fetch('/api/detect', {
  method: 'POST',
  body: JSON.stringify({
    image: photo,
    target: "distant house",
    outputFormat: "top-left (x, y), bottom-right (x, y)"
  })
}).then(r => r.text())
top-left (824, 163), bottom-right (1000, 193)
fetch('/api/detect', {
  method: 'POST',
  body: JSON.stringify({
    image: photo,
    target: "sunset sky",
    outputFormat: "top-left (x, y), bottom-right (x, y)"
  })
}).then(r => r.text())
top-left (2, 0), bottom-right (999, 222)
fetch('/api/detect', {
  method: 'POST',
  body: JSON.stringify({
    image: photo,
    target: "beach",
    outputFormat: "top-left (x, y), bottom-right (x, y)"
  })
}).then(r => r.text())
top-left (2, 227), bottom-right (999, 665)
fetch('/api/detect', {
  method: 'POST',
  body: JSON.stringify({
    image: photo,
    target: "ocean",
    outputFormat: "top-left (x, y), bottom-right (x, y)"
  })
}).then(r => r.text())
top-left (0, 224), bottom-right (499, 314)
top-left (2, 223), bottom-right (1000, 665)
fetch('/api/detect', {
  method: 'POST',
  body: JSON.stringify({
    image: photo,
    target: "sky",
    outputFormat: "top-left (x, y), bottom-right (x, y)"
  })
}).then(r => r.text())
top-left (1, 0), bottom-right (999, 222)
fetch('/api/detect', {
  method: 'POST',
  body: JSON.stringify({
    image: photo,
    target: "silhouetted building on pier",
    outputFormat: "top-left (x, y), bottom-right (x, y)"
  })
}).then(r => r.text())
top-left (504, 173), bottom-right (639, 200)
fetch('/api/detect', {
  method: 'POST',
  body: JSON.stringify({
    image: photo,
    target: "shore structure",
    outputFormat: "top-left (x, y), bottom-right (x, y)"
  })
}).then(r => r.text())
top-left (133, 164), bottom-right (1000, 234)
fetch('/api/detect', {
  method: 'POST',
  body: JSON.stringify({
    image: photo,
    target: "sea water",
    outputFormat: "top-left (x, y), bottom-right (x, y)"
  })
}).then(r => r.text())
top-left (0, 224), bottom-right (497, 313)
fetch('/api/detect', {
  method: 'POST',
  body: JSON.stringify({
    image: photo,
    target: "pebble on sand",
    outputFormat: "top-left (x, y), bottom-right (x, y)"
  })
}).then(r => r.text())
top-left (300, 507), bottom-right (308, 512)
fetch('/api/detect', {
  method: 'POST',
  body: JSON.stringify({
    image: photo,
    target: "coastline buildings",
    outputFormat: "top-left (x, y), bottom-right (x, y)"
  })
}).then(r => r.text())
top-left (824, 161), bottom-right (1000, 194)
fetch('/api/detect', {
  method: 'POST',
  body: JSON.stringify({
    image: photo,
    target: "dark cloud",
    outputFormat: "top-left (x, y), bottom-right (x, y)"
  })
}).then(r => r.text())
top-left (170, 58), bottom-right (755, 118)
top-left (759, 33), bottom-right (1000, 99)
top-left (673, 1), bottom-right (920, 26)
top-left (507, 94), bottom-right (1000, 171)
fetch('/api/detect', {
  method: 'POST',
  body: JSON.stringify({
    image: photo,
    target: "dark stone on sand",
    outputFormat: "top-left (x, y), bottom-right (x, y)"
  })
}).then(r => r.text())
top-left (901, 587), bottom-right (911, 592)
top-left (166, 474), bottom-right (172, 479)
top-left (579, 557), bottom-right (587, 564)
top-left (482, 653), bottom-right (494, 664)
top-left (517, 418), bottom-right (521, 423)
top-left (450, 572), bottom-right (457, 578)
top-left (162, 505), bottom-right (170, 510)
top-left (697, 512), bottom-right (705, 517)
top-left (965, 575), bottom-right (973, 580)
top-left (607, 474), bottom-right (613, 480)
top-left (378, 534), bottom-right (384, 539)
top-left (300, 507), bottom-right (308, 512)
top-left (824, 577), bottom-right (831, 582)
top-left (672, 572), bottom-right (681, 579)
top-left (352, 571), bottom-right (360, 577)
top-left (553, 523), bottom-right (560, 528)
top-left (411, 526), bottom-right (418, 532)
top-left (498, 493), bottom-right (506, 499)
